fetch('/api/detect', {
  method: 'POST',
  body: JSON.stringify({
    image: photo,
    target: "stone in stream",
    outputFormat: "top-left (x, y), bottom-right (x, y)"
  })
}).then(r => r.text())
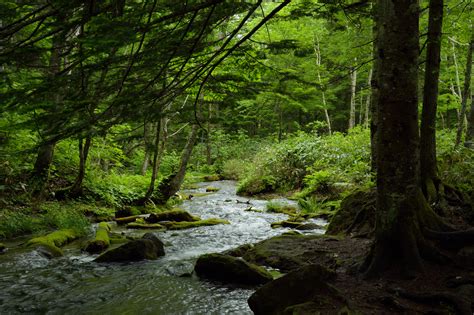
top-left (94, 233), bottom-right (165, 263)
top-left (194, 253), bottom-right (273, 285)
top-left (145, 209), bottom-right (200, 223)
top-left (248, 264), bottom-right (342, 315)
top-left (0, 243), bottom-right (5, 254)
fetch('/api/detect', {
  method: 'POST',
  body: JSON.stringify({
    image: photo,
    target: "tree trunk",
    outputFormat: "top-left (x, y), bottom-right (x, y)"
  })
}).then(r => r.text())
top-left (70, 135), bottom-right (92, 196)
top-left (365, 0), bottom-right (429, 278)
top-left (370, 3), bottom-right (380, 173)
top-left (31, 142), bottom-right (56, 197)
top-left (349, 63), bottom-right (357, 130)
top-left (314, 36), bottom-right (332, 135)
top-left (144, 120), bottom-right (162, 200)
top-left (206, 101), bottom-right (212, 165)
top-left (364, 68), bottom-right (372, 129)
top-left (420, 0), bottom-right (444, 201)
top-left (466, 92), bottom-right (474, 148)
top-left (455, 35), bottom-right (473, 147)
top-left (157, 124), bottom-right (199, 203)
top-left (140, 122), bottom-right (153, 176)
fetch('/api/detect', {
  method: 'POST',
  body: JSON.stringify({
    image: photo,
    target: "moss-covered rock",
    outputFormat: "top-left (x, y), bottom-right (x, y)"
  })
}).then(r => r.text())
top-left (271, 220), bottom-right (302, 229)
top-left (248, 264), bottom-right (339, 315)
top-left (94, 232), bottom-right (165, 263)
top-left (223, 244), bottom-right (254, 257)
top-left (115, 215), bottom-right (142, 225)
top-left (205, 186), bottom-right (220, 192)
top-left (115, 206), bottom-right (141, 218)
top-left (243, 235), bottom-right (336, 272)
top-left (27, 229), bottom-right (79, 257)
top-left (194, 253), bottom-right (273, 285)
top-left (266, 202), bottom-right (298, 215)
top-left (126, 222), bottom-right (166, 230)
top-left (203, 174), bottom-right (220, 182)
top-left (85, 222), bottom-right (111, 254)
top-left (326, 189), bottom-right (376, 236)
top-left (161, 218), bottom-right (230, 230)
top-left (146, 209), bottom-right (200, 223)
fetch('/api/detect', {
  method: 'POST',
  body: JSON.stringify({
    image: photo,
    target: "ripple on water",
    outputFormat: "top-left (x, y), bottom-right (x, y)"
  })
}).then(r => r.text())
top-left (0, 180), bottom-right (325, 314)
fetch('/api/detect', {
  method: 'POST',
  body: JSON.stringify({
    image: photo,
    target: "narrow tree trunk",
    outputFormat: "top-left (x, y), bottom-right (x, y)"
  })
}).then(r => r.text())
top-left (206, 102), bottom-right (212, 165)
top-left (466, 92), bottom-right (474, 147)
top-left (370, 3), bottom-right (380, 173)
top-left (144, 120), bottom-right (162, 200)
top-left (455, 35), bottom-right (473, 147)
top-left (70, 135), bottom-right (92, 196)
top-left (31, 142), bottom-right (56, 198)
top-left (364, 68), bottom-right (372, 129)
top-left (349, 63), bottom-right (357, 130)
top-left (157, 125), bottom-right (199, 203)
top-left (140, 122), bottom-right (153, 175)
top-left (420, 0), bottom-right (444, 201)
top-left (314, 36), bottom-right (332, 135)
top-left (358, 89), bottom-right (364, 125)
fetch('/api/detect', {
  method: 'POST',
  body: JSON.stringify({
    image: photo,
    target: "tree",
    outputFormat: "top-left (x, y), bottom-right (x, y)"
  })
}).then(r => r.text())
top-left (364, 0), bottom-right (449, 277)
top-left (455, 33), bottom-right (473, 147)
top-left (419, 0), bottom-right (444, 202)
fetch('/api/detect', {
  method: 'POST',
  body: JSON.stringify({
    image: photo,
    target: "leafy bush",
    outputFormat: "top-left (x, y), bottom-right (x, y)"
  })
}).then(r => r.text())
top-left (221, 159), bottom-right (249, 180)
top-left (0, 209), bottom-right (41, 239)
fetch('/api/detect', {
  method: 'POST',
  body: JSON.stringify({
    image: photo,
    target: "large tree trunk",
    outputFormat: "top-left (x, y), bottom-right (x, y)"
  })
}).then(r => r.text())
top-left (420, 0), bottom-right (444, 202)
top-left (156, 124), bottom-right (199, 203)
top-left (466, 91), bottom-right (474, 148)
top-left (364, 68), bottom-right (372, 129)
top-left (369, 2), bottom-right (380, 173)
top-left (455, 35), bottom-right (473, 147)
top-left (364, 0), bottom-right (445, 278)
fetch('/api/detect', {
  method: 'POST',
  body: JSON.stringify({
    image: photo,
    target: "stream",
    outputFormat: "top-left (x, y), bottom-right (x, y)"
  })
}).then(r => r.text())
top-left (0, 180), bottom-right (326, 314)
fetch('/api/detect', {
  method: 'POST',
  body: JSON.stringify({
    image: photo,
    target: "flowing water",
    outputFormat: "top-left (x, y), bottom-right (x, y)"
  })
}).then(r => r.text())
top-left (0, 181), bottom-right (326, 314)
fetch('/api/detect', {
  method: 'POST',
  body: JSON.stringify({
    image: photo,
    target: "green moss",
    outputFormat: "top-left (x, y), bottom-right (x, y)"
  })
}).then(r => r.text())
top-left (205, 186), bottom-right (220, 192)
top-left (192, 192), bottom-right (214, 198)
top-left (27, 229), bottom-right (79, 257)
top-left (162, 218), bottom-right (230, 230)
top-left (203, 174), bottom-right (220, 182)
top-left (85, 222), bottom-right (111, 254)
top-left (126, 222), bottom-right (166, 230)
top-left (266, 201), bottom-right (298, 215)
top-left (115, 215), bottom-right (142, 225)
top-left (109, 237), bottom-right (129, 244)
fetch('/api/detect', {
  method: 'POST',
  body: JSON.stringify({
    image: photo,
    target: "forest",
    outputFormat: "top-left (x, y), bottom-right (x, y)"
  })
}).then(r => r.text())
top-left (0, 0), bottom-right (473, 313)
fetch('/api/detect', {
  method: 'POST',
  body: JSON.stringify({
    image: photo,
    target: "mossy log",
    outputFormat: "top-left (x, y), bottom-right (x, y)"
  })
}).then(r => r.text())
top-left (115, 215), bottom-right (143, 225)
top-left (160, 218), bottom-right (230, 230)
top-left (85, 222), bottom-right (111, 254)
top-left (205, 186), bottom-right (220, 192)
top-left (126, 222), bottom-right (166, 230)
top-left (27, 229), bottom-right (79, 257)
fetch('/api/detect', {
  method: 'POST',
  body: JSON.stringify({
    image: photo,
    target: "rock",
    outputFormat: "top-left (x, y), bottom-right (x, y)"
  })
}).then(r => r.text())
top-left (85, 222), bottom-right (111, 254)
top-left (115, 206), bottom-right (141, 218)
top-left (27, 229), bottom-right (79, 257)
top-left (0, 243), bottom-right (5, 254)
top-left (161, 218), bottom-right (230, 230)
top-left (203, 174), bottom-right (220, 181)
top-left (271, 220), bottom-right (302, 229)
top-left (457, 246), bottom-right (474, 267)
top-left (248, 264), bottom-right (339, 315)
top-left (205, 186), bottom-right (220, 192)
top-left (194, 253), bottom-right (273, 285)
top-left (243, 235), bottom-right (336, 272)
top-left (146, 209), bottom-right (200, 223)
top-left (281, 230), bottom-right (302, 236)
top-left (295, 223), bottom-right (325, 231)
top-left (223, 244), bottom-right (254, 257)
top-left (94, 232), bottom-right (165, 262)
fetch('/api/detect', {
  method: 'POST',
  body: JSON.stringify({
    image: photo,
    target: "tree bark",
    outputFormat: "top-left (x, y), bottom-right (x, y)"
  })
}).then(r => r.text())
top-left (466, 92), bottom-right (474, 148)
top-left (455, 35), bottom-right (473, 147)
top-left (141, 122), bottom-right (153, 175)
top-left (370, 3), bottom-right (380, 173)
top-left (365, 0), bottom-right (430, 277)
top-left (349, 62), bottom-right (357, 130)
top-left (144, 120), bottom-right (162, 200)
top-left (70, 135), bottom-right (92, 196)
top-left (157, 124), bottom-right (199, 203)
top-left (314, 36), bottom-right (332, 135)
top-left (420, 0), bottom-right (444, 201)
top-left (364, 68), bottom-right (372, 129)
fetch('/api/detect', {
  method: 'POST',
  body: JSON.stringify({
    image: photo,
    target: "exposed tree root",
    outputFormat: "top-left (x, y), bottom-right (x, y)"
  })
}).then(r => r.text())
top-left (388, 287), bottom-right (472, 315)
top-left (424, 228), bottom-right (474, 250)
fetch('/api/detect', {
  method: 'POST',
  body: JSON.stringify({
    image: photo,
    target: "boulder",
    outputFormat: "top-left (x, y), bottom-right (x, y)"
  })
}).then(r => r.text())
top-left (223, 244), bottom-right (254, 257)
top-left (295, 223), bottom-right (325, 231)
top-left (126, 222), bottom-right (165, 230)
top-left (146, 209), bottom-right (200, 223)
top-left (27, 229), bottom-right (79, 258)
top-left (248, 264), bottom-right (340, 315)
top-left (194, 253), bottom-right (273, 285)
top-left (205, 186), bottom-right (220, 192)
top-left (94, 233), bottom-right (165, 262)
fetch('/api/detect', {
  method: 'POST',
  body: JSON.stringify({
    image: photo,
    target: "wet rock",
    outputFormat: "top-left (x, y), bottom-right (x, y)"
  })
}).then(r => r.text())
top-left (115, 206), bottom-right (141, 218)
top-left (205, 186), bottom-right (220, 192)
top-left (203, 174), bottom-right (220, 181)
top-left (195, 253), bottom-right (273, 285)
top-left (126, 222), bottom-right (166, 230)
top-left (248, 264), bottom-right (339, 315)
top-left (0, 243), bottom-right (5, 254)
top-left (295, 223), bottom-right (324, 231)
top-left (146, 209), bottom-right (200, 223)
top-left (94, 233), bottom-right (165, 263)
top-left (223, 244), bottom-right (254, 257)
top-left (243, 235), bottom-right (336, 272)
